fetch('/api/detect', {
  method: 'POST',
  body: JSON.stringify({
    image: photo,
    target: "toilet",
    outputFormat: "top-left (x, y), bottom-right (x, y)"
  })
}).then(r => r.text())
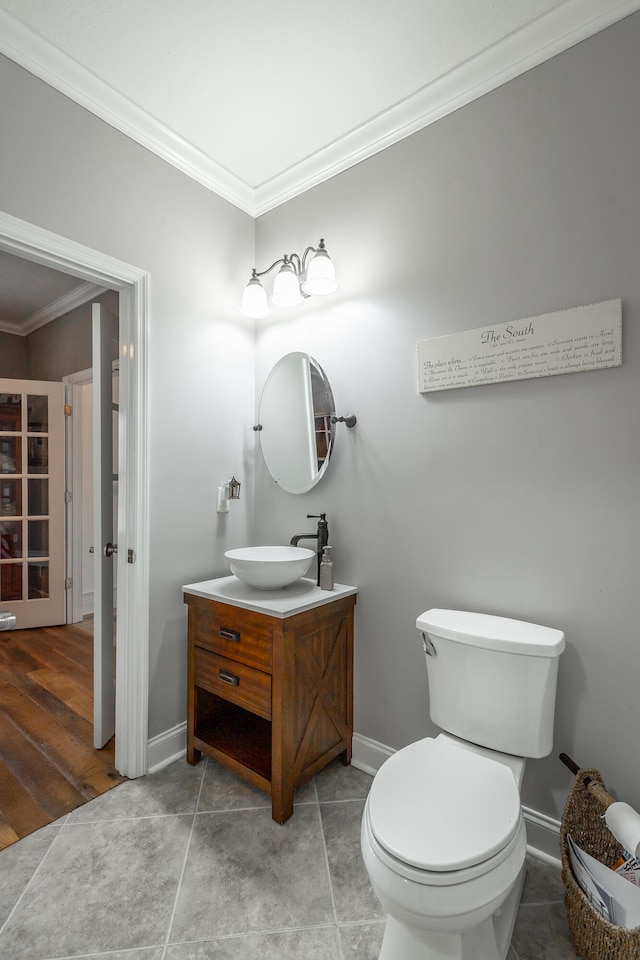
top-left (361, 608), bottom-right (565, 960)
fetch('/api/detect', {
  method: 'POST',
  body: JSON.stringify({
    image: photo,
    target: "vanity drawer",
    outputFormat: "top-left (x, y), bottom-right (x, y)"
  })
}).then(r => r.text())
top-left (194, 646), bottom-right (272, 719)
top-left (190, 601), bottom-right (273, 672)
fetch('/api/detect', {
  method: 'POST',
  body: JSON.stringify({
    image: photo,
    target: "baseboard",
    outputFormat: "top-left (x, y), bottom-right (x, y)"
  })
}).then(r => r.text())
top-left (351, 732), bottom-right (395, 776)
top-left (147, 720), bottom-right (186, 774)
top-left (352, 733), bottom-right (562, 868)
top-left (82, 591), bottom-right (94, 617)
top-left (522, 805), bottom-right (562, 867)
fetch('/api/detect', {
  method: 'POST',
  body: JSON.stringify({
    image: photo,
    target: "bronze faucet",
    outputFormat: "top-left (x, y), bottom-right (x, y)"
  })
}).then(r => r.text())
top-left (290, 513), bottom-right (329, 585)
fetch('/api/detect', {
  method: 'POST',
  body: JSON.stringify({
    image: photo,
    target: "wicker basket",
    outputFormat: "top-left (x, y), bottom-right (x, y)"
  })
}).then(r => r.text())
top-left (560, 768), bottom-right (640, 960)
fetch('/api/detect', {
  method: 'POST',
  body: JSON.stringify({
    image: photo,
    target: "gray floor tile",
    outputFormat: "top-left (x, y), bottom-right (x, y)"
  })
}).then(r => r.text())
top-left (0, 822), bottom-right (60, 928)
top-left (0, 759), bottom-right (579, 960)
top-left (169, 806), bottom-right (334, 942)
top-left (77, 951), bottom-right (165, 960)
top-left (196, 758), bottom-right (315, 812)
top-left (196, 759), bottom-right (272, 812)
top-left (167, 926), bottom-right (340, 958)
top-left (319, 799), bottom-right (385, 924)
top-left (339, 920), bottom-right (386, 959)
top-left (0, 816), bottom-right (193, 959)
top-left (511, 900), bottom-right (579, 960)
top-left (314, 759), bottom-right (373, 802)
top-left (292, 777), bottom-right (318, 803)
top-left (68, 758), bottom-right (205, 822)
top-left (521, 855), bottom-right (566, 903)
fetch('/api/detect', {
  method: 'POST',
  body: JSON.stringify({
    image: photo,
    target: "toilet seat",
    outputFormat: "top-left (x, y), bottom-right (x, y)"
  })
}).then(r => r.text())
top-left (363, 800), bottom-right (526, 889)
top-left (368, 737), bottom-right (522, 873)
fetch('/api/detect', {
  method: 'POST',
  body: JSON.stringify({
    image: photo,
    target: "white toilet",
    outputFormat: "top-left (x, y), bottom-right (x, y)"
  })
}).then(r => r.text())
top-left (361, 608), bottom-right (565, 960)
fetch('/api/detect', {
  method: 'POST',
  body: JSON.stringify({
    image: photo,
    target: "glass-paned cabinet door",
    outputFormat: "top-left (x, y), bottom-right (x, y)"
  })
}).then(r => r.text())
top-left (0, 380), bottom-right (65, 628)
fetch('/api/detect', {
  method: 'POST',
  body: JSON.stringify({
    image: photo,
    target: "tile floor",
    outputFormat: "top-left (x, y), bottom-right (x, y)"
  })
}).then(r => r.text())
top-left (0, 757), bottom-right (579, 960)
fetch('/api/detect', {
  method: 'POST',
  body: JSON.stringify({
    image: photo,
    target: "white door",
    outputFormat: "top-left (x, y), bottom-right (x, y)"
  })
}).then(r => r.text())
top-left (0, 380), bottom-right (65, 628)
top-left (92, 303), bottom-right (116, 748)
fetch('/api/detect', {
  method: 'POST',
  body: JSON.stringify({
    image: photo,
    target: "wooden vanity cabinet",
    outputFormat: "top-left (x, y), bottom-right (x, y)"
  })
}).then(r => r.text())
top-left (184, 589), bottom-right (356, 823)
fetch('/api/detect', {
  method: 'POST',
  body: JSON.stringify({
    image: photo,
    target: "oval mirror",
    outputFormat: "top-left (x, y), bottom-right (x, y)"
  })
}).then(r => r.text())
top-left (257, 352), bottom-right (336, 494)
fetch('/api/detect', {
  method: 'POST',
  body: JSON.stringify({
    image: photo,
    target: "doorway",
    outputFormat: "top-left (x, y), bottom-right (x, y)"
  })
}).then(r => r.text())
top-left (0, 210), bottom-right (149, 780)
top-left (1, 338), bottom-right (122, 845)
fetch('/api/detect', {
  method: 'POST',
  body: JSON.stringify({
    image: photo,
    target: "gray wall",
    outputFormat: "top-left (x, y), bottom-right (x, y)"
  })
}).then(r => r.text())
top-left (0, 53), bottom-right (256, 740)
top-left (254, 15), bottom-right (640, 821)
top-left (0, 331), bottom-right (27, 377)
top-left (26, 289), bottom-right (119, 381)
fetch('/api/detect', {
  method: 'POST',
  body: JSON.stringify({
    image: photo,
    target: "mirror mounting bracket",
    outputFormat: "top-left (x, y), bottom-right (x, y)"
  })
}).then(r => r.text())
top-left (330, 414), bottom-right (357, 428)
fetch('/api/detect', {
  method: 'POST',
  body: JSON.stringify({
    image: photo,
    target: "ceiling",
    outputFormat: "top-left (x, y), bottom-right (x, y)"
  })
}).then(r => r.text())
top-left (0, 250), bottom-right (106, 336)
top-left (0, 0), bottom-right (638, 329)
top-left (1, 0), bottom-right (638, 217)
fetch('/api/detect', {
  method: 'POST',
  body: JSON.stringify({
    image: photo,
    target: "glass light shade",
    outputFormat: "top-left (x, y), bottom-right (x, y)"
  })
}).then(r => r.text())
top-left (241, 277), bottom-right (269, 318)
top-left (271, 262), bottom-right (303, 307)
top-left (301, 247), bottom-right (338, 296)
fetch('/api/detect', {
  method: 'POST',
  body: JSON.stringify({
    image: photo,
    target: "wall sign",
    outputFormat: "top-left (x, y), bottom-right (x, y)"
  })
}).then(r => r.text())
top-left (418, 299), bottom-right (622, 393)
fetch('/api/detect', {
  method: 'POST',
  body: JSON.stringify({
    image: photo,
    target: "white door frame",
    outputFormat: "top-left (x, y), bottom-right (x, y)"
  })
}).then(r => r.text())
top-left (64, 366), bottom-right (94, 625)
top-left (0, 211), bottom-right (149, 779)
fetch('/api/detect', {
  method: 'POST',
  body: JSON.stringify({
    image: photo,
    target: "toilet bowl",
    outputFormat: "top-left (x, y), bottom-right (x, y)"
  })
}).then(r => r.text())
top-left (360, 608), bottom-right (564, 960)
top-left (361, 736), bottom-right (527, 960)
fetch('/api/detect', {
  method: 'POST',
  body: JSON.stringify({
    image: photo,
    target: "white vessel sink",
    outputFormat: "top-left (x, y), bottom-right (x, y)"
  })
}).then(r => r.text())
top-left (224, 545), bottom-right (315, 590)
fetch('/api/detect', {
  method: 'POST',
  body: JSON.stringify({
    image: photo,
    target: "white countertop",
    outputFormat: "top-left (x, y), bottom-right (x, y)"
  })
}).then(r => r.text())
top-left (183, 576), bottom-right (357, 618)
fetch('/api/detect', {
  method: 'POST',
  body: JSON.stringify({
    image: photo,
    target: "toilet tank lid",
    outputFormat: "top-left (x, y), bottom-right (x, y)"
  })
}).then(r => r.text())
top-left (416, 609), bottom-right (565, 657)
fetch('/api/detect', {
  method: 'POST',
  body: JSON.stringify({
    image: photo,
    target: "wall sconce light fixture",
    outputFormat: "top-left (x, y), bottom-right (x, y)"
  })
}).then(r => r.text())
top-left (240, 238), bottom-right (338, 319)
top-left (217, 476), bottom-right (241, 514)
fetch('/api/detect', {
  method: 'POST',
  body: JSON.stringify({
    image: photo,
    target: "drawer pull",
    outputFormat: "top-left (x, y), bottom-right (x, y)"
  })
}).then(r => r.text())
top-left (218, 669), bottom-right (240, 686)
top-left (219, 627), bottom-right (241, 643)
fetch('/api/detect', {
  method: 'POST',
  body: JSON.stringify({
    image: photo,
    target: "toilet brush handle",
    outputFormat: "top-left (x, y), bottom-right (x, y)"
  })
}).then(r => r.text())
top-left (560, 752), bottom-right (593, 786)
top-left (559, 752), bottom-right (580, 775)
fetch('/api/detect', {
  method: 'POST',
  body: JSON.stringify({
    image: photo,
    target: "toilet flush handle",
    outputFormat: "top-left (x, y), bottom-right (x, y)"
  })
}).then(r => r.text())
top-left (421, 631), bottom-right (436, 656)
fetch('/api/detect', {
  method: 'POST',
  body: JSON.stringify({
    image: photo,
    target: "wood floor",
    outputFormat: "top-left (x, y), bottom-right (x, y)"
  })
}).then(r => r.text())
top-left (0, 621), bottom-right (126, 851)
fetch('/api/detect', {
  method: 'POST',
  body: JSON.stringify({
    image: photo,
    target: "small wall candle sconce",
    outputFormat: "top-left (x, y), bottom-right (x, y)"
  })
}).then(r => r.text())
top-left (217, 477), bottom-right (241, 514)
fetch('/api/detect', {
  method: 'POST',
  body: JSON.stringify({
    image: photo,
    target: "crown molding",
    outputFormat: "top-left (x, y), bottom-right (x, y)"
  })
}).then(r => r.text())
top-left (0, 9), bottom-right (255, 216)
top-left (0, 281), bottom-right (109, 336)
top-left (1, 0), bottom-right (639, 218)
top-left (254, 0), bottom-right (640, 214)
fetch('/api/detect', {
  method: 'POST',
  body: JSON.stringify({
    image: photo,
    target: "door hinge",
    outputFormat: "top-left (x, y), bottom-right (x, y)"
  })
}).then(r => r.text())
top-left (65, 577), bottom-right (72, 590)
top-left (64, 490), bottom-right (72, 503)
top-left (64, 403), bottom-right (72, 416)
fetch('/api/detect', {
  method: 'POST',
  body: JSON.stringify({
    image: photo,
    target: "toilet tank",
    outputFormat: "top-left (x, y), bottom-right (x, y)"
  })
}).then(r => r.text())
top-left (416, 609), bottom-right (565, 759)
